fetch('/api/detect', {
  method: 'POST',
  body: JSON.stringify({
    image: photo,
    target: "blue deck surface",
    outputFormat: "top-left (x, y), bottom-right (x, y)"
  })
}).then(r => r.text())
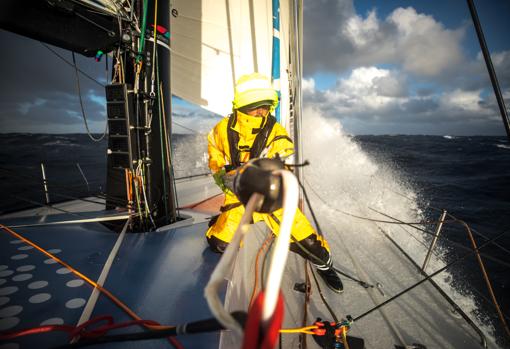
top-left (0, 216), bottom-right (223, 349)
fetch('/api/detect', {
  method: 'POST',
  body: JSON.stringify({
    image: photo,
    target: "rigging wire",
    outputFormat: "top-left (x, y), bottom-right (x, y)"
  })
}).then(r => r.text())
top-left (172, 121), bottom-right (202, 134)
top-left (303, 176), bottom-right (510, 269)
top-left (299, 162), bottom-right (509, 337)
top-left (40, 43), bottom-right (105, 88)
top-left (352, 229), bottom-right (509, 323)
top-left (72, 52), bottom-right (108, 142)
top-left (0, 167), bottom-right (130, 208)
top-left (369, 207), bottom-right (510, 269)
top-left (382, 182), bottom-right (510, 256)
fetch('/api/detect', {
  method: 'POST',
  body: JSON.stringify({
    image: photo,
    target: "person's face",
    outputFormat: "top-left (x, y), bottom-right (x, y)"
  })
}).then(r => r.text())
top-left (244, 105), bottom-right (271, 117)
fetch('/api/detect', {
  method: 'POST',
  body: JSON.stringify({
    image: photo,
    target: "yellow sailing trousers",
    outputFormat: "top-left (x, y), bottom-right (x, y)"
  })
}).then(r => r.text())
top-left (205, 191), bottom-right (330, 252)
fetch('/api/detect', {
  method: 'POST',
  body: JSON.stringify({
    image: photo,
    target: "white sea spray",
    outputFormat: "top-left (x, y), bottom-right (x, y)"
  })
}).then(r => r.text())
top-left (301, 106), bottom-right (499, 347)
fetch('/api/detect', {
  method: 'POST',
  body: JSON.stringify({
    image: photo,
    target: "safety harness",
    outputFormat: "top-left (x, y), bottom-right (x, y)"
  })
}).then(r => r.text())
top-left (227, 112), bottom-right (277, 170)
top-left (212, 112), bottom-right (292, 218)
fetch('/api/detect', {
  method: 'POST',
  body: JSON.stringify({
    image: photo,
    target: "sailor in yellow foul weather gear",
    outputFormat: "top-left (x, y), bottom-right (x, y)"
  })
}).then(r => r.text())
top-left (205, 73), bottom-right (343, 293)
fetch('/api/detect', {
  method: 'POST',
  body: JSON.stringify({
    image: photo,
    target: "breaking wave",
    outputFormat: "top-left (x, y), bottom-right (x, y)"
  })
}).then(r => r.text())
top-left (301, 106), bottom-right (499, 347)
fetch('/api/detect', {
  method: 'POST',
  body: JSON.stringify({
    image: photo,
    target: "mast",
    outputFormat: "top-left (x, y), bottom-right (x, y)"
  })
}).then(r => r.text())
top-left (105, 0), bottom-right (177, 229)
top-left (466, 0), bottom-right (510, 139)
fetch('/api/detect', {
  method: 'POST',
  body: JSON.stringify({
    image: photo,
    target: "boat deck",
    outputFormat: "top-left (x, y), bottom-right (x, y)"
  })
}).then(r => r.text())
top-left (0, 176), bottom-right (225, 349)
top-left (0, 212), bottom-right (223, 349)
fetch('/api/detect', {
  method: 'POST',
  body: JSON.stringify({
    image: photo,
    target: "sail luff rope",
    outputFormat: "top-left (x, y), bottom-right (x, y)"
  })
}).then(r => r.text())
top-left (271, 0), bottom-right (281, 122)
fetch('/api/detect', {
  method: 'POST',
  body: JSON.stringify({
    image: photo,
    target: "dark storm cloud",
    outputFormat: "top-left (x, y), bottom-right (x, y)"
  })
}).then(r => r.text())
top-left (0, 30), bottom-right (106, 132)
top-left (402, 98), bottom-right (439, 114)
top-left (303, 0), bottom-right (356, 74)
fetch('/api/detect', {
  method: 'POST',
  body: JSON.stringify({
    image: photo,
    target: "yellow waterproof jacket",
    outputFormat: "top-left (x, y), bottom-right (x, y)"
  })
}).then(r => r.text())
top-left (207, 111), bottom-right (294, 174)
top-left (206, 111), bottom-right (329, 251)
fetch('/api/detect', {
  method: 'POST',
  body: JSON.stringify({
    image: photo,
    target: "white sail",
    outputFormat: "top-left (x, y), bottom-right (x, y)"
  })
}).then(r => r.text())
top-left (170, 0), bottom-right (294, 131)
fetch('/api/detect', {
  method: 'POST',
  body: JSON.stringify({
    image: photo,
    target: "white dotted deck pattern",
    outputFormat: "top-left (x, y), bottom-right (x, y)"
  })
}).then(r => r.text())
top-left (0, 317), bottom-right (20, 331)
top-left (16, 265), bottom-right (35, 272)
top-left (66, 280), bottom-right (84, 288)
top-left (12, 274), bottom-right (33, 282)
top-left (0, 287), bottom-right (18, 296)
top-left (47, 249), bottom-right (62, 254)
top-left (0, 270), bottom-right (14, 278)
top-left (40, 317), bottom-right (64, 325)
top-left (29, 293), bottom-right (51, 304)
top-left (28, 281), bottom-right (48, 289)
top-left (0, 305), bottom-right (23, 317)
top-left (65, 298), bottom-right (86, 309)
top-left (56, 268), bottom-right (72, 275)
top-left (0, 235), bottom-right (91, 345)
top-left (10, 255), bottom-right (28, 261)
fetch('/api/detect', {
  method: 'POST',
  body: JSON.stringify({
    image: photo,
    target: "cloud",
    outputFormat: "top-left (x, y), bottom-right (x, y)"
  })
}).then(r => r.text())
top-left (0, 30), bottom-right (107, 133)
top-left (303, 65), bottom-right (505, 135)
top-left (305, 1), bottom-right (465, 78)
top-left (18, 98), bottom-right (47, 115)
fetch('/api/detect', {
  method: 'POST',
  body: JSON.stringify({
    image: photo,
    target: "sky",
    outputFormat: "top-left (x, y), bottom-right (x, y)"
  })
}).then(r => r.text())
top-left (0, 0), bottom-right (509, 135)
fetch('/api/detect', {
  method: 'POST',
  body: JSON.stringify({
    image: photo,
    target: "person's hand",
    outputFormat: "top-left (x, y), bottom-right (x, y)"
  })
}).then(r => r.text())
top-left (213, 169), bottom-right (235, 193)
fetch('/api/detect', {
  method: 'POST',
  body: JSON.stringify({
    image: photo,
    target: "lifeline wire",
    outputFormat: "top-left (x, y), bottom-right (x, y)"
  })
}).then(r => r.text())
top-left (353, 229), bottom-right (509, 323)
top-left (303, 174), bottom-right (510, 269)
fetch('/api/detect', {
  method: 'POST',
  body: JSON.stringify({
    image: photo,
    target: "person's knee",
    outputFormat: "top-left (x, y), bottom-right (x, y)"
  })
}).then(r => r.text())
top-left (207, 235), bottom-right (229, 254)
top-left (289, 234), bottom-right (329, 264)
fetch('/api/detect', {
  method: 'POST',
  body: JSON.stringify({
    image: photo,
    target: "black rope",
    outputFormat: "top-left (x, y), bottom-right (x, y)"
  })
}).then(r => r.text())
top-left (52, 312), bottom-right (247, 348)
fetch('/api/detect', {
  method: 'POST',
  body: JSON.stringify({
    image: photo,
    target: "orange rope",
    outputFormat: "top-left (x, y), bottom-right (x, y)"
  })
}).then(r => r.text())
top-left (249, 234), bottom-right (274, 308)
top-left (0, 224), bottom-right (184, 348)
top-left (455, 218), bottom-right (510, 339)
top-left (279, 325), bottom-right (318, 335)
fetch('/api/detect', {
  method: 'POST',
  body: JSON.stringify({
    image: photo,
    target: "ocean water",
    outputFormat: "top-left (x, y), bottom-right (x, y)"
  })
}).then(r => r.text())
top-left (0, 126), bottom-right (509, 345)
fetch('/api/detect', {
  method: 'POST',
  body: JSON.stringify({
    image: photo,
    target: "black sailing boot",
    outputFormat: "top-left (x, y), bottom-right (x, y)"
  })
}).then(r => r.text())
top-left (315, 256), bottom-right (344, 293)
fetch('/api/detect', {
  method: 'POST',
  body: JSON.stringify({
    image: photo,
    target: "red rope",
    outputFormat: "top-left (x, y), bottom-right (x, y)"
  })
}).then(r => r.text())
top-left (0, 224), bottom-right (184, 349)
top-left (0, 315), bottom-right (171, 343)
top-left (242, 291), bottom-right (284, 349)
